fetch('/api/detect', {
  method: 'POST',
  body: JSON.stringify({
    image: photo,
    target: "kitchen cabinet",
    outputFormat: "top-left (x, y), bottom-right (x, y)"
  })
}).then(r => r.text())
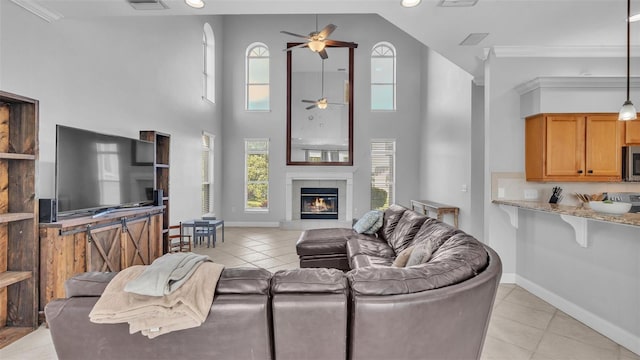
top-left (625, 120), bottom-right (640, 145)
top-left (525, 113), bottom-right (621, 182)
top-left (39, 206), bottom-right (163, 310)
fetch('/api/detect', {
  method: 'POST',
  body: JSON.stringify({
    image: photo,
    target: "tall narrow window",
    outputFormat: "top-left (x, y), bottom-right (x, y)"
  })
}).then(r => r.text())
top-left (203, 23), bottom-right (215, 103)
top-left (246, 43), bottom-right (270, 111)
top-left (371, 42), bottom-right (396, 111)
top-left (245, 139), bottom-right (269, 211)
top-left (201, 132), bottom-right (214, 215)
top-left (371, 140), bottom-right (396, 210)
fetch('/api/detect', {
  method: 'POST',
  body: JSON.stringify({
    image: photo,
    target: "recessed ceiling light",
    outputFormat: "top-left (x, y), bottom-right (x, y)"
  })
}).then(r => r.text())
top-left (185, 0), bottom-right (205, 9)
top-left (438, 0), bottom-right (479, 7)
top-left (401, 0), bottom-right (422, 8)
top-left (459, 33), bottom-right (489, 46)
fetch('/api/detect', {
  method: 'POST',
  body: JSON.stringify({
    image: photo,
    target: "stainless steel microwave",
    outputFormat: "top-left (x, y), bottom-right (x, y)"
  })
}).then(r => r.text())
top-left (623, 146), bottom-right (640, 182)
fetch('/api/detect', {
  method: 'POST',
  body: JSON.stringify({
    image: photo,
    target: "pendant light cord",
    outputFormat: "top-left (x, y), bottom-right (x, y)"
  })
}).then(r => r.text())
top-left (627, 0), bottom-right (631, 101)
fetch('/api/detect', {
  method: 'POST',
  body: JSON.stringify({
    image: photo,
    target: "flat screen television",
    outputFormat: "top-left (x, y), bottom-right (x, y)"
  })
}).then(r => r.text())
top-left (55, 125), bottom-right (155, 216)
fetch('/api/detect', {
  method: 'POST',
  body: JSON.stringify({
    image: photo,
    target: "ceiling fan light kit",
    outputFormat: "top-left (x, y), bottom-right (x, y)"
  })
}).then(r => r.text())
top-left (619, 0), bottom-right (637, 120)
top-left (400, 0), bottom-right (422, 8)
top-left (185, 0), bottom-right (205, 9)
top-left (308, 40), bottom-right (326, 53)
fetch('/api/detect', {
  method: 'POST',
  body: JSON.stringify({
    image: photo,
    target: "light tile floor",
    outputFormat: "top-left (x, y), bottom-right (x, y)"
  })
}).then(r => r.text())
top-left (1, 227), bottom-right (638, 360)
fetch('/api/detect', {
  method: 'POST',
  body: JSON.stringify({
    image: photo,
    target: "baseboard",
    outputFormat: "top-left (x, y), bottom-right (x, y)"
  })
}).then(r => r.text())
top-left (516, 275), bottom-right (640, 356)
top-left (500, 272), bottom-right (516, 284)
top-left (223, 221), bottom-right (281, 227)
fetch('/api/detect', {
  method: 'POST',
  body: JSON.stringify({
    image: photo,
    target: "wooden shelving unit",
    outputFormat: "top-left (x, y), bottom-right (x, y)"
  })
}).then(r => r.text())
top-left (140, 131), bottom-right (170, 253)
top-left (0, 90), bottom-right (38, 349)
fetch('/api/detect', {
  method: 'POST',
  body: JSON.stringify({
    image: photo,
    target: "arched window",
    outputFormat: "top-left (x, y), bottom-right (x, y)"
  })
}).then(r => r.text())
top-left (246, 43), bottom-right (270, 111)
top-left (203, 23), bottom-right (215, 103)
top-left (371, 42), bottom-right (396, 111)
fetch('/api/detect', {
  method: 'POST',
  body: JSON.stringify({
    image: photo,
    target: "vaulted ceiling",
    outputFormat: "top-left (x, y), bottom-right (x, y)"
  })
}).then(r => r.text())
top-left (11, 0), bottom-right (639, 80)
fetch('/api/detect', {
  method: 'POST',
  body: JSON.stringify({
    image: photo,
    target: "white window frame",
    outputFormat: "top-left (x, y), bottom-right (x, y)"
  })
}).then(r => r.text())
top-left (370, 139), bottom-right (396, 210)
top-left (203, 23), bottom-right (215, 103)
top-left (202, 132), bottom-right (215, 216)
top-left (370, 42), bottom-right (397, 111)
top-left (245, 42), bottom-right (270, 111)
top-left (244, 138), bottom-right (270, 212)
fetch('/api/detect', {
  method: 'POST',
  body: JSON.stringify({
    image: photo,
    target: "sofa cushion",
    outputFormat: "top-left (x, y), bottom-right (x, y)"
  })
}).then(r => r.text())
top-left (386, 210), bottom-right (428, 253)
top-left (271, 268), bottom-right (347, 294)
top-left (376, 204), bottom-right (408, 241)
top-left (391, 245), bottom-right (415, 267)
top-left (353, 210), bottom-right (383, 234)
top-left (350, 254), bottom-right (394, 269)
top-left (64, 272), bottom-right (117, 297)
top-left (411, 217), bottom-right (461, 252)
top-left (216, 268), bottom-right (272, 295)
top-left (346, 235), bottom-right (395, 260)
top-left (347, 239), bottom-right (489, 296)
top-left (364, 212), bottom-right (384, 235)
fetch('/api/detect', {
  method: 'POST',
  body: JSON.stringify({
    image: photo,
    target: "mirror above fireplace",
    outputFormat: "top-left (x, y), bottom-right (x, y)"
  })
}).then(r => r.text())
top-left (286, 42), bottom-right (356, 166)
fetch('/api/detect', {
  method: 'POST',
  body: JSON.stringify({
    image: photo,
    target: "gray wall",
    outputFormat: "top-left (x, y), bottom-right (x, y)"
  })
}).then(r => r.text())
top-left (220, 14), bottom-right (424, 222)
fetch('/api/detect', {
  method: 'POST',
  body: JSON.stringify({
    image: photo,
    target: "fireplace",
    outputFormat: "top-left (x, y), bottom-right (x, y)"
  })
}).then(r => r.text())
top-left (300, 188), bottom-right (339, 220)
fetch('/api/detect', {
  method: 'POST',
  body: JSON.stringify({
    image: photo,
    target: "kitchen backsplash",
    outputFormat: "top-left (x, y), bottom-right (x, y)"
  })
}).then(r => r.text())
top-left (492, 172), bottom-right (640, 205)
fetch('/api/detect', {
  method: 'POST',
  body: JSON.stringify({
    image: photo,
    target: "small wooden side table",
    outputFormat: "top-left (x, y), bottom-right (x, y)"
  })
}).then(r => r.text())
top-left (410, 200), bottom-right (459, 229)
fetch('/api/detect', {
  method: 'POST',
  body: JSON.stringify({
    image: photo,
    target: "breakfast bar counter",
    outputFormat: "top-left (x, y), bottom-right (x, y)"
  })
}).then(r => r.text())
top-left (492, 200), bottom-right (640, 227)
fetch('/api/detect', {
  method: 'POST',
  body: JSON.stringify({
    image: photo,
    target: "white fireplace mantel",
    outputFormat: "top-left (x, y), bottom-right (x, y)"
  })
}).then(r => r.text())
top-left (285, 172), bottom-right (353, 222)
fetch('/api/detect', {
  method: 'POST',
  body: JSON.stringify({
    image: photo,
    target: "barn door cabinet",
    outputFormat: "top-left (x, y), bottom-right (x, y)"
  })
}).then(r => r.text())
top-left (39, 206), bottom-right (163, 310)
top-left (0, 91), bottom-right (38, 349)
top-left (525, 113), bottom-right (621, 182)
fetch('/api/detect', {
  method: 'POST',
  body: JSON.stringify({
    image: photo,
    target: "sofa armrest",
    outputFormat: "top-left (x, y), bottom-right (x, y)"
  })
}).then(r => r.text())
top-left (216, 267), bottom-right (272, 295)
top-left (271, 268), bottom-right (347, 294)
top-left (64, 272), bottom-right (117, 297)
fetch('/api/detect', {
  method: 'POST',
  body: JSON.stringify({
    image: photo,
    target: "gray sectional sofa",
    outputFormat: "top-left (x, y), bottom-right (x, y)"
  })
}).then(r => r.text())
top-left (45, 204), bottom-right (502, 360)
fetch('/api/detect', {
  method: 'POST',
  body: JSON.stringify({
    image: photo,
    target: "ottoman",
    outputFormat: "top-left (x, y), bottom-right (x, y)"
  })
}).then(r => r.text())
top-left (296, 228), bottom-right (354, 271)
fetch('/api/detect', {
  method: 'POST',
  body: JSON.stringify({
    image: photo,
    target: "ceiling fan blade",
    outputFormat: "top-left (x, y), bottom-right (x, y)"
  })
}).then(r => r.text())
top-left (318, 49), bottom-right (329, 59)
top-left (301, 100), bottom-right (316, 103)
top-left (280, 30), bottom-right (311, 40)
top-left (306, 104), bottom-right (317, 110)
top-left (317, 24), bottom-right (337, 40)
top-left (327, 102), bottom-right (345, 105)
top-left (284, 43), bottom-right (309, 52)
top-left (324, 39), bottom-right (358, 48)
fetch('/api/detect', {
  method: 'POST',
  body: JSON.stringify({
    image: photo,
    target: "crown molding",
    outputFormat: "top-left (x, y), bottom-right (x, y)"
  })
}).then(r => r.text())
top-left (11, 0), bottom-right (63, 22)
top-left (493, 46), bottom-right (637, 58)
top-left (515, 76), bottom-right (640, 95)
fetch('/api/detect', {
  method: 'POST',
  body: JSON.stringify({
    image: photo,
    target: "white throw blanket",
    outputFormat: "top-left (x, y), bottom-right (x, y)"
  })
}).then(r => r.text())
top-left (89, 261), bottom-right (224, 338)
top-left (124, 252), bottom-right (211, 296)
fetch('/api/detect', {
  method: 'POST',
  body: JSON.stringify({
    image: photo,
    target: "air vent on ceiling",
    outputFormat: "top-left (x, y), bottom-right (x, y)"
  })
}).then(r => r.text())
top-left (438, 0), bottom-right (479, 7)
top-left (127, 0), bottom-right (169, 10)
top-left (459, 33), bottom-right (488, 46)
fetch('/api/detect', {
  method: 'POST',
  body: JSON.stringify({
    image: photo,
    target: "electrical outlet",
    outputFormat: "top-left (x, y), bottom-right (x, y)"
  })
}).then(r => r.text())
top-left (461, 184), bottom-right (468, 192)
top-left (498, 188), bottom-right (505, 198)
top-left (524, 189), bottom-right (539, 200)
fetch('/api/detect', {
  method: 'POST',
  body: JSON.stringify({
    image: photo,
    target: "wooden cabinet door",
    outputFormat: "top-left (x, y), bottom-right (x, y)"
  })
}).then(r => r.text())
top-left (545, 115), bottom-right (585, 177)
top-left (626, 120), bottom-right (640, 144)
top-left (86, 224), bottom-right (122, 272)
top-left (585, 115), bottom-right (621, 178)
top-left (121, 217), bottom-right (152, 268)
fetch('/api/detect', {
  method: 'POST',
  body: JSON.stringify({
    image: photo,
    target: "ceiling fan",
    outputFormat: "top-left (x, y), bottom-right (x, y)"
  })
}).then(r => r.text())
top-left (281, 15), bottom-right (357, 59)
top-left (302, 59), bottom-right (344, 110)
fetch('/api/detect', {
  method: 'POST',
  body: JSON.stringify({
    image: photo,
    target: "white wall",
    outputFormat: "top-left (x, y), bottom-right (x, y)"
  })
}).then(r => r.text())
top-left (419, 47), bottom-right (475, 231)
top-left (0, 2), bottom-right (223, 224)
top-left (220, 14), bottom-right (424, 222)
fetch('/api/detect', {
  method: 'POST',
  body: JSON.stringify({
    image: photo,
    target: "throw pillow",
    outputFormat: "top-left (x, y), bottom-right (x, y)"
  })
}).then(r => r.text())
top-left (353, 210), bottom-right (383, 234)
top-left (405, 242), bottom-right (433, 267)
top-left (363, 211), bottom-right (384, 234)
top-left (392, 245), bottom-right (415, 267)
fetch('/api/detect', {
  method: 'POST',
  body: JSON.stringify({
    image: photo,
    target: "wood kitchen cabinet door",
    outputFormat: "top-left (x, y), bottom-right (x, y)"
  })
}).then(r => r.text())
top-left (545, 115), bottom-right (585, 177)
top-left (585, 115), bottom-right (621, 178)
top-left (626, 120), bottom-right (640, 144)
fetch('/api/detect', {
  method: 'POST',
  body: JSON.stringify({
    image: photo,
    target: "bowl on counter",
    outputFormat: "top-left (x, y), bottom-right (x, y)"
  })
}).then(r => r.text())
top-left (588, 201), bottom-right (632, 215)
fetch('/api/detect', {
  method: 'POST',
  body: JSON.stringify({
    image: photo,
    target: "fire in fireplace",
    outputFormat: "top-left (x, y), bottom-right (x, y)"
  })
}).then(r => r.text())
top-left (300, 187), bottom-right (338, 219)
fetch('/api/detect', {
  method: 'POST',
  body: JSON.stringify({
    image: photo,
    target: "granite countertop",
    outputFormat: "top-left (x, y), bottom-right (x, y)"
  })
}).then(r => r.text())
top-left (492, 200), bottom-right (640, 227)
